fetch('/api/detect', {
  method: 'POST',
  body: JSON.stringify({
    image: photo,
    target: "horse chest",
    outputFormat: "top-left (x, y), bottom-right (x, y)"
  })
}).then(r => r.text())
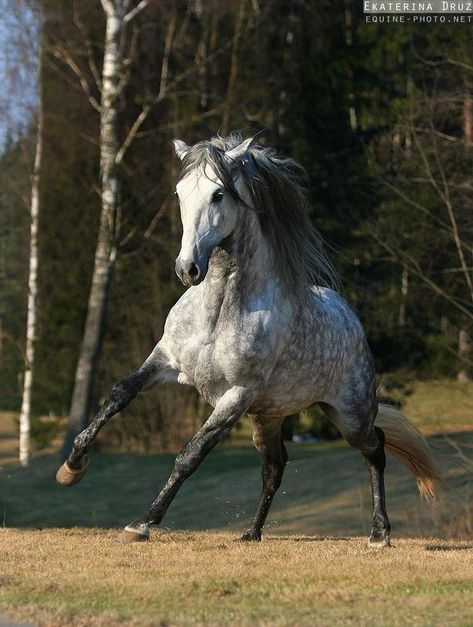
top-left (182, 311), bottom-right (276, 383)
top-left (164, 292), bottom-right (283, 401)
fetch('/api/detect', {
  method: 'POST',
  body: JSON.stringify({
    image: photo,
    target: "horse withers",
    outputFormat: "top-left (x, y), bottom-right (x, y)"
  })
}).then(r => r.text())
top-left (57, 133), bottom-right (443, 545)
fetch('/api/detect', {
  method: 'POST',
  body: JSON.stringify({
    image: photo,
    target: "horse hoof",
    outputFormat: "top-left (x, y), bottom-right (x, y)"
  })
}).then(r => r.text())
top-left (117, 526), bottom-right (150, 543)
top-left (368, 535), bottom-right (391, 548)
top-left (55, 457), bottom-right (90, 486)
top-left (239, 530), bottom-right (261, 542)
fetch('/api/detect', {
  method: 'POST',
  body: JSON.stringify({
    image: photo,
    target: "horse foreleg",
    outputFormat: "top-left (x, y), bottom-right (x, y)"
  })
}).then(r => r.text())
top-left (119, 386), bottom-right (253, 542)
top-left (240, 416), bottom-right (287, 542)
top-left (56, 348), bottom-right (171, 486)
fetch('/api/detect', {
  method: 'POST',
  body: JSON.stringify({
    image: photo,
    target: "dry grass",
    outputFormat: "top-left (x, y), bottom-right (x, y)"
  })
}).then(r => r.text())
top-left (1, 529), bottom-right (473, 626)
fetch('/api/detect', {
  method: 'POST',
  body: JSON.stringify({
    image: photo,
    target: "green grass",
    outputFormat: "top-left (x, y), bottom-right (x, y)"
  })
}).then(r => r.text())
top-left (1, 432), bottom-right (472, 539)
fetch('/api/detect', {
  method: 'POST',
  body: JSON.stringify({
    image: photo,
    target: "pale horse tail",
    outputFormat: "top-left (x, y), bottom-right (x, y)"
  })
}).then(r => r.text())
top-left (376, 403), bottom-right (445, 502)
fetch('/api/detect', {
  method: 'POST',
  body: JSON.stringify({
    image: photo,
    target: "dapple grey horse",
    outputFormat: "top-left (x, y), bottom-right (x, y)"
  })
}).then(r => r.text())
top-left (57, 133), bottom-right (442, 545)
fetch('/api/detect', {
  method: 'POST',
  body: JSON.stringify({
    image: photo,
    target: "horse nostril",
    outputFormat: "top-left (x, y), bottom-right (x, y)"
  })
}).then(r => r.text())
top-left (188, 263), bottom-right (199, 279)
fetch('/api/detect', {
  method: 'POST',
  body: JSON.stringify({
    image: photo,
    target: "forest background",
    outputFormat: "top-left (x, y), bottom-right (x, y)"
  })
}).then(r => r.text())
top-left (1, 0), bottom-right (472, 457)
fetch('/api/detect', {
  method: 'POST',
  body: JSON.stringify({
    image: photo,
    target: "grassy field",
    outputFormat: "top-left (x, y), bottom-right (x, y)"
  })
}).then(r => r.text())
top-left (1, 380), bottom-right (473, 625)
top-left (1, 530), bottom-right (473, 626)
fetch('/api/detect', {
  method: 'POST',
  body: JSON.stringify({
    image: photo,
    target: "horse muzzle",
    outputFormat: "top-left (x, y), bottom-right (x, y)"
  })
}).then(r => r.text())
top-left (175, 256), bottom-right (206, 286)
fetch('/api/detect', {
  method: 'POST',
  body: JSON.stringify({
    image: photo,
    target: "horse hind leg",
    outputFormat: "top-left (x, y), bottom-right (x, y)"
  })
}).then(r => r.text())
top-left (320, 402), bottom-right (391, 547)
top-left (240, 416), bottom-right (287, 542)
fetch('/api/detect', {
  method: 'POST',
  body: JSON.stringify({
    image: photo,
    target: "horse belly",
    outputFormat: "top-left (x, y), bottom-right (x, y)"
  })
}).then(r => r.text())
top-left (249, 363), bottom-right (331, 416)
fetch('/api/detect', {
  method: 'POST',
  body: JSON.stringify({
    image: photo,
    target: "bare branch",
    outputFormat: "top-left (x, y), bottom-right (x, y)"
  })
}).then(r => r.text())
top-left (413, 126), bottom-right (462, 144)
top-left (115, 0), bottom-right (269, 164)
top-left (447, 57), bottom-right (473, 73)
top-left (372, 231), bottom-right (473, 322)
top-left (431, 133), bottom-right (473, 304)
top-left (124, 0), bottom-right (151, 23)
top-left (119, 225), bottom-right (138, 248)
top-left (116, 8), bottom-right (176, 164)
top-left (116, 23), bottom-right (140, 95)
top-left (378, 176), bottom-right (451, 234)
top-left (51, 45), bottom-right (101, 112)
top-left (144, 196), bottom-right (172, 238)
top-left (72, 2), bottom-right (102, 92)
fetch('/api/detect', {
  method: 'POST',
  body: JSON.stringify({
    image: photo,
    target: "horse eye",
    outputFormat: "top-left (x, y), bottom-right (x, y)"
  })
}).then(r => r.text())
top-left (212, 190), bottom-right (224, 203)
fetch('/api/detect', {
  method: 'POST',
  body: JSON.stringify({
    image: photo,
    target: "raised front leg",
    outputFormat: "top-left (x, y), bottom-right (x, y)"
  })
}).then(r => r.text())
top-left (240, 416), bottom-right (287, 542)
top-left (56, 347), bottom-right (175, 486)
top-left (120, 386), bottom-right (253, 542)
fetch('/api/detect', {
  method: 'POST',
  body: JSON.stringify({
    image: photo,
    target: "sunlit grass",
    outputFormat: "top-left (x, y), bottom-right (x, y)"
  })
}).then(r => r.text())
top-left (1, 529), bottom-right (473, 626)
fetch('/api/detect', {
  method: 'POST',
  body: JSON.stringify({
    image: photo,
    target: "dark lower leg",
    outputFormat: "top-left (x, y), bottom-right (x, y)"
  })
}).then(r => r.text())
top-left (363, 426), bottom-right (391, 545)
top-left (67, 367), bottom-right (153, 468)
top-left (241, 419), bottom-right (287, 541)
top-left (142, 426), bottom-right (233, 525)
top-left (126, 388), bottom-right (251, 533)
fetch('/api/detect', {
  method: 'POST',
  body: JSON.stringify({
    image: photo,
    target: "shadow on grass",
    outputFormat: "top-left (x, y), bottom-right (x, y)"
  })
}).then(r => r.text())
top-left (425, 543), bottom-right (473, 551)
top-left (1, 431), bottom-right (472, 539)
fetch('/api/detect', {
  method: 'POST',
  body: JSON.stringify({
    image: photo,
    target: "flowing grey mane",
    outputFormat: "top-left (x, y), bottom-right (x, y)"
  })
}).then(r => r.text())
top-left (178, 133), bottom-right (341, 294)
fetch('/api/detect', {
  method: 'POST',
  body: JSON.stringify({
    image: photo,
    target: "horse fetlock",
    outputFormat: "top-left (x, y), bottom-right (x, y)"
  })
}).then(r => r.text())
top-left (368, 533), bottom-right (391, 548)
top-left (239, 528), bottom-right (262, 542)
top-left (117, 523), bottom-right (150, 543)
top-left (368, 524), bottom-right (391, 548)
top-left (56, 455), bottom-right (90, 486)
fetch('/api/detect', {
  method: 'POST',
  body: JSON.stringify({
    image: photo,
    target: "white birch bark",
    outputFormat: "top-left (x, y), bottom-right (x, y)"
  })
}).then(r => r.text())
top-left (65, 1), bottom-right (129, 451)
top-left (19, 102), bottom-right (43, 467)
top-left (457, 329), bottom-right (472, 383)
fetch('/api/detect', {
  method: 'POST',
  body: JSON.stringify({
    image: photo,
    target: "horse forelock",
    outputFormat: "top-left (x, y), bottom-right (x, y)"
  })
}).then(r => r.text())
top-left (177, 133), bottom-right (341, 295)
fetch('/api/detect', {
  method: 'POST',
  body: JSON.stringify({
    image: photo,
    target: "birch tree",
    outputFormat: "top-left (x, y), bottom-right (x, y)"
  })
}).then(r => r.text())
top-left (62, 0), bottom-right (154, 454)
top-left (1, 1), bottom-right (44, 467)
top-left (19, 104), bottom-right (42, 467)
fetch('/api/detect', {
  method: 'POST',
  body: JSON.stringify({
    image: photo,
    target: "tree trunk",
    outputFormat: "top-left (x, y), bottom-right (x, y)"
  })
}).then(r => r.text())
top-left (463, 90), bottom-right (472, 148)
top-left (399, 266), bottom-right (408, 327)
top-left (63, 2), bottom-right (126, 457)
top-left (19, 101), bottom-right (43, 467)
top-left (457, 328), bottom-right (472, 383)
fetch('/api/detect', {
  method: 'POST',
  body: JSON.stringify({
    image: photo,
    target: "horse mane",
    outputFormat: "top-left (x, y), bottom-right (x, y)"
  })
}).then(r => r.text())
top-left (178, 133), bottom-right (341, 294)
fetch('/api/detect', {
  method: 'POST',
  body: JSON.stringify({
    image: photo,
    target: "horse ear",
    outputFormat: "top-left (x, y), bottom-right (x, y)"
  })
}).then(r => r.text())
top-left (172, 139), bottom-right (190, 160)
top-left (225, 136), bottom-right (256, 162)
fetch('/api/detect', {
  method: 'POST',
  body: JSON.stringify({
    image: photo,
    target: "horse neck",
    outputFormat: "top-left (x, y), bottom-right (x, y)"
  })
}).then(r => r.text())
top-left (205, 207), bottom-right (277, 307)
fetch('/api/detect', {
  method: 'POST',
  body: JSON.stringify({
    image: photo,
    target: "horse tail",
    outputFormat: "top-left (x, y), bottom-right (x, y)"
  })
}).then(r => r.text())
top-left (376, 403), bottom-right (445, 502)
